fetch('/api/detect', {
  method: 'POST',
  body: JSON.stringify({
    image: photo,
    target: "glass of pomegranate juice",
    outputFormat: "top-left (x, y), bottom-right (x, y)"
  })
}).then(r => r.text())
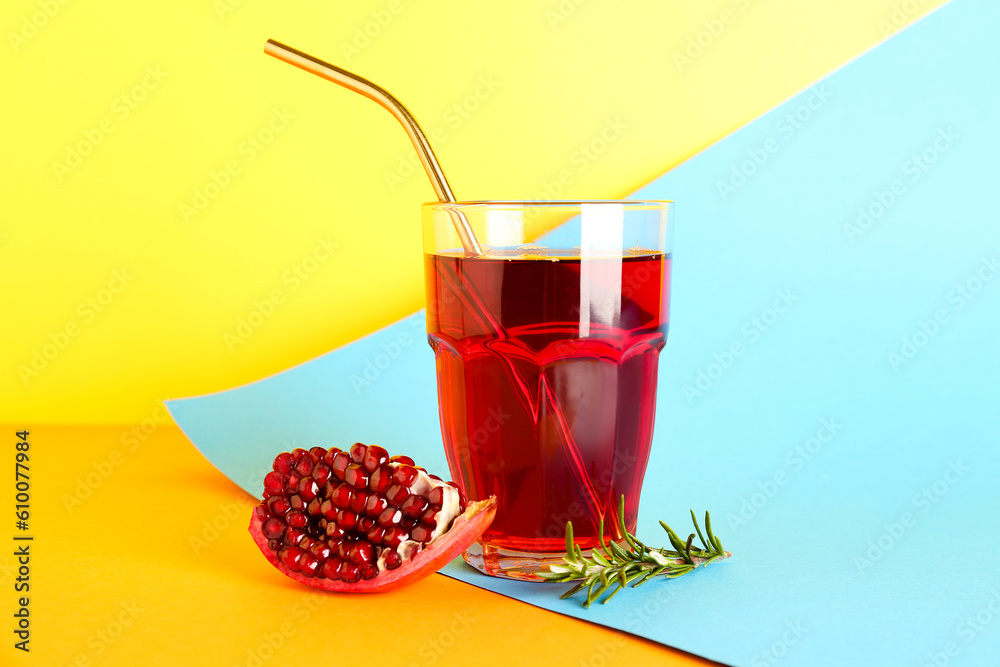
top-left (422, 201), bottom-right (673, 580)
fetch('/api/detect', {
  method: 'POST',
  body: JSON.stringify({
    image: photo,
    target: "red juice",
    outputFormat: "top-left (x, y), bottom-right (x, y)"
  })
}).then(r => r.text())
top-left (425, 249), bottom-right (670, 553)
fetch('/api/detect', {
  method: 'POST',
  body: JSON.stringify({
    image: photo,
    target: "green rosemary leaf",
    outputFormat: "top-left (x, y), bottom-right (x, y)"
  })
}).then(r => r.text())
top-left (585, 579), bottom-right (600, 609)
top-left (632, 569), bottom-right (658, 587)
top-left (603, 582), bottom-right (625, 603)
top-left (592, 574), bottom-right (616, 602)
top-left (705, 511), bottom-right (716, 547)
top-left (691, 509), bottom-right (709, 551)
top-left (701, 553), bottom-right (721, 568)
top-left (608, 540), bottom-right (632, 561)
top-left (560, 580), bottom-right (589, 599)
top-left (661, 523), bottom-right (692, 562)
top-left (565, 521), bottom-right (577, 564)
top-left (617, 497), bottom-right (642, 554)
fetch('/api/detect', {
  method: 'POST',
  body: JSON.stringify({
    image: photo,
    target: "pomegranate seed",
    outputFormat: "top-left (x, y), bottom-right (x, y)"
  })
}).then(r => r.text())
top-left (320, 500), bottom-right (337, 520)
top-left (273, 452), bottom-right (294, 475)
top-left (383, 550), bottom-right (402, 570)
top-left (392, 465), bottom-right (418, 487)
top-left (389, 455), bottom-right (414, 466)
top-left (386, 484), bottom-right (410, 505)
top-left (345, 464), bottom-right (369, 489)
top-left (367, 525), bottom-right (387, 545)
top-left (312, 462), bottom-right (332, 485)
top-left (325, 522), bottom-right (346, 538)
top-left (378, 507), bottom-right (403, 527)
top-left (337, 540), bottom-right (353, 560)
top-left (427, 487), bottom-right (444, 507)
top-left (400, 518), bottom-right (418, 532)
top-left (337, 509), bottom-right (359, 530)
top-left (340, 562), bottom-right (361, 583)
top-left (410, 524), bottom-right (433, 542)
top-left (268, 539), bottom-right (280, 551)
top-left (263, 472), bottom-right (284, 496)
top-left (298, 477), bottom-right (320, 501)
top-left (401, 495), bottom-right (429, 519)
top-left (280, 547), bottom-right (304, 571)
top-left (360, 564), bottom-right (379, 580)
top-left (298, 552), bottom-right (320, 577)
top-left (383, 526), bottom-right (409, 548)
top-left (299, 536), bottom-right (315, 551)
top-left (285, 474), bottom-right (301, 494)
top-left (309, 446), bottom-right (327, 460)
top-left (358, 517), bottom-right (375, 532)
top-left (294, 457), bottom-right (314, 477)
top-left (349, 489), bottom-right (369, 514)
top-left (285, 526), bottom-right (307, 546)
top-left (365, 494), bottom-right (389, 517)
top-left (369, 465), bottom-right (393, 494)
top-left (321, 559), bottom-right (342, 580)
top-left (289, 494), bottom-right (304, 510)
top-left (362, 445), bottom-right (389, 472)
top-left (266, 496), bottom-right (291, 516)
top-left (262, 518), bottom-right (286, 540)
top-left (307, 498), bottom-right (322, 515)
top-left (332, 483), bottom-right (353, 508)
top-left (309, 541), bottom-right (332, 560)
top-left (349, 442), bottom-right (368, 463)
top-left (322, 448), bottom-right (339, 466)
top-left (349, 541), bottom-right (375, 565)
top-left (286, 510), bottom-right (308, 528)
top-left (331, 451), bottom-right (351, 481)
top-left (290, 447), bottom-right (308, 460)
top-left (254, 505), bottom-right (268, 521)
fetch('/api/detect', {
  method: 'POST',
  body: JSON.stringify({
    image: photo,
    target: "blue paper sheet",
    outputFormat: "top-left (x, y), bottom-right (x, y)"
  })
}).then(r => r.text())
top-left (167, 1), bottom-right (1000, 663)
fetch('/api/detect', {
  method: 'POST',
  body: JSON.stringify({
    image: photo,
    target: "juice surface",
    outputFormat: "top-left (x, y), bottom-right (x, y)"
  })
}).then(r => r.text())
top-left (425, 250), bottom-right (670, 551)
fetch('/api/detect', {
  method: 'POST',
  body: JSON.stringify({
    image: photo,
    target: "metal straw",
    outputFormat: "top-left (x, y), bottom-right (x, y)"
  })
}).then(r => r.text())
top-left (264, 39), bottom-right (484, 256)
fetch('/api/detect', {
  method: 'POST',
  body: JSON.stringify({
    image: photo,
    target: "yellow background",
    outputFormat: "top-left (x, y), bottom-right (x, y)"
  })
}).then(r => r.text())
top-left (1, 0), bottom-right (946, 425)
top-left (2, 1), bottom-right (946, 664)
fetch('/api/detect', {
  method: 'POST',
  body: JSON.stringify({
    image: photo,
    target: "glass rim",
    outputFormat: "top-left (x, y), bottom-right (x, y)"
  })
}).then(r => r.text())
top-left (422, 199), bottom-right (673, 209)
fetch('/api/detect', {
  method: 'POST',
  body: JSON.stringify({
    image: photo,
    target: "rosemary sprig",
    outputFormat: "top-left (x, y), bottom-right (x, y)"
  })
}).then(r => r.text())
top-left (539, 496), bottom-right (731, 608)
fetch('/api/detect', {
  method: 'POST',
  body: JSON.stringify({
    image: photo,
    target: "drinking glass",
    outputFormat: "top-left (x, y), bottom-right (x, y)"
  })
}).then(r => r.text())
top-left (422, 200), bottom-right (673, 580)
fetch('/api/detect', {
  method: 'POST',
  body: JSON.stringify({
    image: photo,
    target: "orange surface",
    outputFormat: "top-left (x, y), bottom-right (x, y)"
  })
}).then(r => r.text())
top-left (2, 423), bottom-right (717, 666)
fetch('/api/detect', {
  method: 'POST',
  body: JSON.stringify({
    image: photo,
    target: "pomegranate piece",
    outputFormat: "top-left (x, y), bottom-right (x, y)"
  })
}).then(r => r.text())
top-left (249, 442), bottom-right (496, 592)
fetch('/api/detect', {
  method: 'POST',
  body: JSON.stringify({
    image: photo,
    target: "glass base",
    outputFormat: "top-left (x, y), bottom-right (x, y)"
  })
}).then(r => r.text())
top-left (462, 540), bottom-right (571, 581)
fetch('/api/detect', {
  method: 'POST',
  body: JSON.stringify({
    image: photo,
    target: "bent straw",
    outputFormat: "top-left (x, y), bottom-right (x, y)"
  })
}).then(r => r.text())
top-left (263, 38), bottom-right (484, 256)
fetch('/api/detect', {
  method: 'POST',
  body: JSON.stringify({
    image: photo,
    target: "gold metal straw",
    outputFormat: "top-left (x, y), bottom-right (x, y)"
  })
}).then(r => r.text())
top-left (264, 39), bottom-right (484, 256)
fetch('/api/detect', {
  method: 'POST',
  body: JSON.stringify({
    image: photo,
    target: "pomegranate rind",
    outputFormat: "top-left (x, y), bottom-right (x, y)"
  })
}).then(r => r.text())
top-left (249, 496), bottom-right (497, 592)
